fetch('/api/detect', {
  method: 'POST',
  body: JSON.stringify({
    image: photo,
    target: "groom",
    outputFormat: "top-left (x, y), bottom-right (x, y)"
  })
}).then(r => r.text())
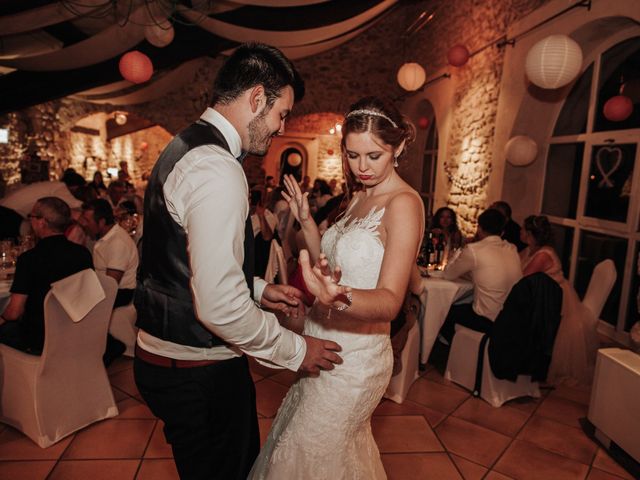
top-left (134, 43), bottom-right (342, 480)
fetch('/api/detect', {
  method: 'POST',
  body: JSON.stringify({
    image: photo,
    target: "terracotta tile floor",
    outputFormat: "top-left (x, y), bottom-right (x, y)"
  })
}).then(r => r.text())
top-left (0, 356), bottom-right (634, 480)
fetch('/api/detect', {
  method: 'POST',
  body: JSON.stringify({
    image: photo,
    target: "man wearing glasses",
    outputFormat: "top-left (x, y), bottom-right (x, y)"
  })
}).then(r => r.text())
top-left (0, 197), bottom-right (93, 354)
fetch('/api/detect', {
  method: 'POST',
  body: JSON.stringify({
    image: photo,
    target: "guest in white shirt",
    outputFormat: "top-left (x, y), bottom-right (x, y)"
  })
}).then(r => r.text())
top-left (79, 198), bottom-right (138, 365)
top-left (440, 208), bottom-right (522, 341)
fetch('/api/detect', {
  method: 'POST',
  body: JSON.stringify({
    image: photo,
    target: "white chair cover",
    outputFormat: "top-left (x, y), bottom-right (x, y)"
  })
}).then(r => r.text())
top-left (0, 272), bottom-right (119, 447)
top-left (582, 259), bottom-right (616, 318)
top-left (264, 240), bottom-right (288, 285)
top-left (109, 303), bottom-right (138, 357)
top-left (445, 324), bottom-right (540, 407)
top-left (384, 319), bottom-right (420, 404)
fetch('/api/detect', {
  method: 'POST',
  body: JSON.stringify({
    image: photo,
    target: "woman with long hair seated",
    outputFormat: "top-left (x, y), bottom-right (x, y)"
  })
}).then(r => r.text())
top-left (430, 206), bottom-right (464, 250)
top-left (520, 215), bottom-right (600, 385)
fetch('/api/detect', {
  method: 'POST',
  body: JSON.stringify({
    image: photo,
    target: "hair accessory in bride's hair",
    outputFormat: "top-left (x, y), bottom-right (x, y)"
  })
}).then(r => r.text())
top-left (345, 109), bottom-right (398, 129)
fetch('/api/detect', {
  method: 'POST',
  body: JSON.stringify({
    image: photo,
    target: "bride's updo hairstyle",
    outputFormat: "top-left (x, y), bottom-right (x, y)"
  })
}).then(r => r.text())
top-left (340, 96), bottom-right (416, 193)
top-left (524, 215), bottom-right (554, 247)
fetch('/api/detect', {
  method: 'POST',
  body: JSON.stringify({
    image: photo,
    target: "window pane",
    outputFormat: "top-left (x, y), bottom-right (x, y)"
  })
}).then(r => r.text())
top-left (542, 143), bottom-right (584, 219)
top-left (575, 230), bottom-right (627, 326)
top-left (584, 143), bottom-right (636, 223)
top-left (421, 154), bottom-right (435, 193)
top-left (594, 36), bottom-right (640, 132)
top-left (627, 242), bottom-right (640, 331)
top-left (553, 64), bottom-right (593, 136)
top-left (550, 223), bottom-right (574, 278)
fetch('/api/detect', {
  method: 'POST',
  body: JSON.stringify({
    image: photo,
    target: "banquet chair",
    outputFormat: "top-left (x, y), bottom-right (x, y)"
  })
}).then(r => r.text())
top-left (264, 239), bottom-right (288, 285)
top-left (109, 303), bottom-right (138, 357)
top-left (0, 272), bottom-right (119, 447)
top-left (582, 259), bottom-right (616, 319)
top-left (384, 294), bottom-right (421, 404)
top-left (445, 273), bottom-right (562, 407)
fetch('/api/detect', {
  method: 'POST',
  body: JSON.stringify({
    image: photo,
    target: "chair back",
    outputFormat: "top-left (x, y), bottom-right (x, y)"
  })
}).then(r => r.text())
top-left (264, 239), bottom-right (288, 284)
top-left (582, 259), bottom-right (616, 319)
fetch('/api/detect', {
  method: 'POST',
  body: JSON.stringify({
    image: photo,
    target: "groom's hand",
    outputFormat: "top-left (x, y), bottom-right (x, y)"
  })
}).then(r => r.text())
top-left (299, 335), bottom-right (342, 376)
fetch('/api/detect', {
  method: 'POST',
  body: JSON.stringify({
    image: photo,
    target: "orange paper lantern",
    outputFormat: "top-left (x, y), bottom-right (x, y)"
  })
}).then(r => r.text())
top-left (447, 45), bottom-right (470, 67)
top-left (603, 95), bottom-right (633, 122)
top-left (119, 51), bottom-right (154, 84)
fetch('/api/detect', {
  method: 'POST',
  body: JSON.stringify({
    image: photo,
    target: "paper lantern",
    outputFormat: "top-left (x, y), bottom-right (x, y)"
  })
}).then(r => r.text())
top-left (505, 135), bottom-right (538, 166)
top-left (397, 62), bottom-right (426, 91)
top-left (603, 95), bottom-right (633, 122)
top-left (447, 45), bottom-right (470, 67)
top-left (288, 152), bottom-right (302, 167)
top-left (417, 117), bottom-right (430, 129)
top-left (525, 35), bottom-right (582, 89)
top-left (145, 23), bottom-right (174, 48)
top-left (140, 141), bottom-right (149, 150)
top-left (119, 51), bottom-right (154, 84)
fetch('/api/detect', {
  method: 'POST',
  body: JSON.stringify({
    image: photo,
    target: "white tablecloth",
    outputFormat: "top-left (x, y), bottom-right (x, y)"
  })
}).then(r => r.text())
top-left (418, 274), bottom-right (473, 364)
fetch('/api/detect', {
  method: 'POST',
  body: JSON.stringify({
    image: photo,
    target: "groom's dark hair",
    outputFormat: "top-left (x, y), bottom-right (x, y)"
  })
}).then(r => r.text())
top-left (210, 42), bottom-right (305, 107)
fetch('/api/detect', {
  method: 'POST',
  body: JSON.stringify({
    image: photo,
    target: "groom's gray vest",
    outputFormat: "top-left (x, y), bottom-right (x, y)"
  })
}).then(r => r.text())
top-left (135, 120), bottom-right (254, 348)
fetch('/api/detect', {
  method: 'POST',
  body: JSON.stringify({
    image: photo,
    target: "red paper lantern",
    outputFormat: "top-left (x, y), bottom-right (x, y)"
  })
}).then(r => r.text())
top-left (603, 95), bottom-right (633, 122)
top-left (140, 141), bottom-right (149, 150)
top-left (417, 117), bottom-right (430, 129)
top-left (447, 45), bottom-right (470, 67)
top-left (119, 51), bottom-right (154, 84)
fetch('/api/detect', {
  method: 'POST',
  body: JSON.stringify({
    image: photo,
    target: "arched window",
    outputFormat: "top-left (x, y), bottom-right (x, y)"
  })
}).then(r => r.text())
top-left (541, 35), bottom-right (640, 337)
top-left (417, 100), bottom-right (438, 218)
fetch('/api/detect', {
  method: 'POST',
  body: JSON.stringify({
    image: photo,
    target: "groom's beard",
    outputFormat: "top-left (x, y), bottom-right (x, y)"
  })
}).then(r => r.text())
top-left (247, 110), bottom-right (275, 156)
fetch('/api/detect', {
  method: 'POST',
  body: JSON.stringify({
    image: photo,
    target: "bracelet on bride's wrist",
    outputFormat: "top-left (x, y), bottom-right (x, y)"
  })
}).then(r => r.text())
top-left (332, 291), bottom-right (353, 311)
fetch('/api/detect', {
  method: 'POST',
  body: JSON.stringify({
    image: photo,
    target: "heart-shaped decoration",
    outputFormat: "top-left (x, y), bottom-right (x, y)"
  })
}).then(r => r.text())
top-left (595, 146), bottom-right (623, 188)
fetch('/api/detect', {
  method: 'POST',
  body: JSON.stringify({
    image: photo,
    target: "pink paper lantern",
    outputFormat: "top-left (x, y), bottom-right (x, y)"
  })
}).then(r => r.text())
top-left (119, 51), bottom-right (154, 84)
top-left (447, 45), bottom-right (470, 67)
top-left (417, 117), bottom-right (430, 129)
top-left (603, 95), bottom-right (633, 122)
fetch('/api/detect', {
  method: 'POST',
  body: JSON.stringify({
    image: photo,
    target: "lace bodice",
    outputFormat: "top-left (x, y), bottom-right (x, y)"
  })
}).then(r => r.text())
top-left (320, 205), bottom-right (385, 290)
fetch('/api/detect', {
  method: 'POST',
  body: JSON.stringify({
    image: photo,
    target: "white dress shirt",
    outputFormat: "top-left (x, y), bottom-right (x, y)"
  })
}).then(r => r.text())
top-left (93, 223), bottom-right (139, 289)
top-left (443, 235), bottom-right (522, 321)
top-left (137, 108), bottom-right (306, 371)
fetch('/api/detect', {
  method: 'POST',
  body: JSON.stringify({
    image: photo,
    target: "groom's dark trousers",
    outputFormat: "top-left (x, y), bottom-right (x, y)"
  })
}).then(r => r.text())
top-left (134, 354), bottom-right (259, 479)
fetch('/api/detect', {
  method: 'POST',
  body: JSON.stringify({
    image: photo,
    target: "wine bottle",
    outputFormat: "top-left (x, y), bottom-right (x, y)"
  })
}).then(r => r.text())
top-left (427, 231), bottom-right (436, 266)
top-left (435, 233), bottom-right (445, 266)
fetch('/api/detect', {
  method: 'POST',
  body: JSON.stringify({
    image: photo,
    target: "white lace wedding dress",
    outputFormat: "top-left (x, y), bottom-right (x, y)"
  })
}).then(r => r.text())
top-left (249, 205), bottom-right (392, 480)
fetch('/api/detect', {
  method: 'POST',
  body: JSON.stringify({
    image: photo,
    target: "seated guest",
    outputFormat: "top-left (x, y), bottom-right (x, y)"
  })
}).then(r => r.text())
top-left (520, 215), bottom-right (599, 385)
top-left (430, 206), bottom-right (464, 250)
top-left (440, 208), bottom-right (522, 341)
top-left (0, 197), bottom-right (93, 354)
top-left (80, 199), bottom-right (139, 365)
top-left (88, 170), bottom-right (108, 199)
top-left (490, 200), bottom-right (527, 252)
top-left (106, 180), bottom-right (128, 209)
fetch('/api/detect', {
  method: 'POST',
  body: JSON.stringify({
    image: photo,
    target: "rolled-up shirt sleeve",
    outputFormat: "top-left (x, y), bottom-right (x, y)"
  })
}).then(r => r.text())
top-left (171, 148), bottom-right (306, 371)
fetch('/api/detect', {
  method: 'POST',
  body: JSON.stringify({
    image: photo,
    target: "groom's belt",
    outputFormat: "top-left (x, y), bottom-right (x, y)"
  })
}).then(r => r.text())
top-left (135, 345), bottom-right (222, 368)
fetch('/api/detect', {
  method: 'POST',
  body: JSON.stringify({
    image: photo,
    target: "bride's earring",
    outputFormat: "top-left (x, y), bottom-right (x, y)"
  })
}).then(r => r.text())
top-left (393, 156), bottom-right (399, 168)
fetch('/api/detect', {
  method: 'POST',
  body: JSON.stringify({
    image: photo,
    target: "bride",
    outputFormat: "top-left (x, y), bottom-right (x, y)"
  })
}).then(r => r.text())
top-left (249, 96), bottom-right (424, 479)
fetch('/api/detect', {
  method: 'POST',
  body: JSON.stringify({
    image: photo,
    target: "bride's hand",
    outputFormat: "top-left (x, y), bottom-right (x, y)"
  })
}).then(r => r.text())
top-left (282, 174), bottom-right (311, 225)
top-left (299, 250), bottom-right (350, 307)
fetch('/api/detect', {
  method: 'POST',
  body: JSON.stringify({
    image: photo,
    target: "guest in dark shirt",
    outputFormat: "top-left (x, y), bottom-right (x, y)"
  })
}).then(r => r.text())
top-left (0, 197), bottom-right (93, 354)
top-left (490, 201), bottom-right (527, 252)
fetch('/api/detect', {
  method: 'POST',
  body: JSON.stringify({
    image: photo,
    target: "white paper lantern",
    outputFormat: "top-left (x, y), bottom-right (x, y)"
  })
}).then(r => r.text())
top-left (525, 34), bottom-right (583, 89)
top-left (397, 63), bottom-right (426, 91)
top-left (505, 135), bottom-right (538, 166)
top-left (145, 22), bottom-right (175, 48)
top-left (287, 152), bottom-right (302, 167)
